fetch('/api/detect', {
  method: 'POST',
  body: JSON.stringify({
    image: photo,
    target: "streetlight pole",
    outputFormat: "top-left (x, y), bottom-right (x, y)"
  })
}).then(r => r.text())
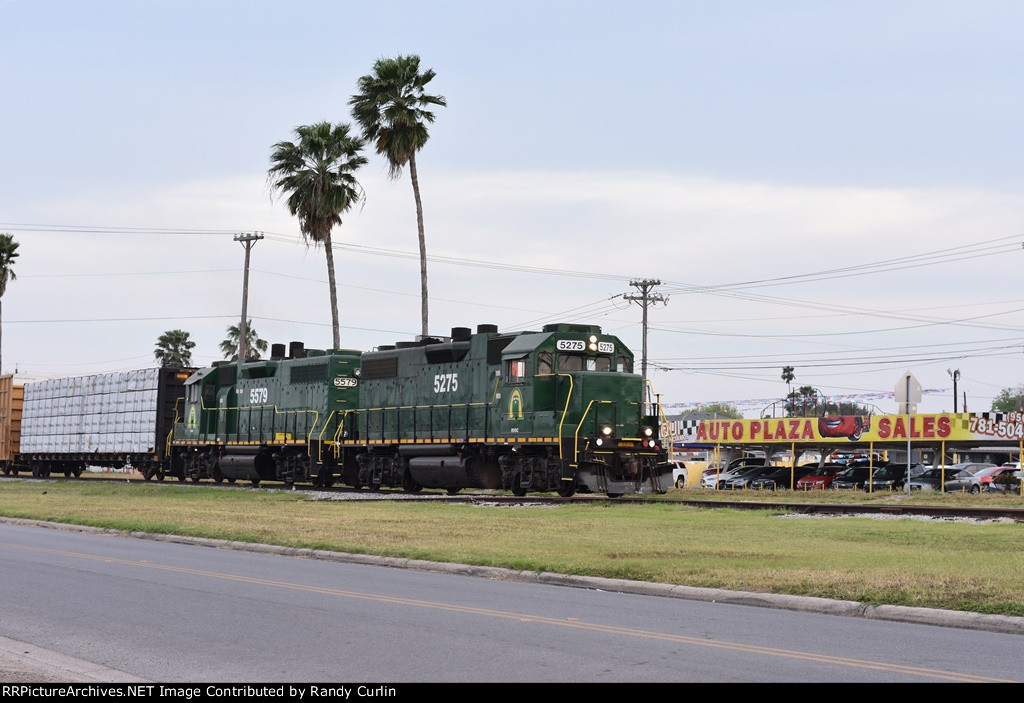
top-left (234, 232), bottom-right (264, 369)
top-left (947, 368), bottom-right (960, 412)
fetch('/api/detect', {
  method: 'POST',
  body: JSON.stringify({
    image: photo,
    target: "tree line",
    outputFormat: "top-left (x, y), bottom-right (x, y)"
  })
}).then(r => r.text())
top-left (153, 324), bottom-right (268, 367)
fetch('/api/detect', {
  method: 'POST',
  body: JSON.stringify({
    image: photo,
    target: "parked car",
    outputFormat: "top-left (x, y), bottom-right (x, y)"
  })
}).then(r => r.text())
top-left (830, 465), bottom-right (873, 490)
top-left (975, 465), bottom-right (1019, 488)
top-left (702, 456), bottom-right (768, 478)
top-left (672, 462), bottom-right (688, 489)
top-left (795, 464), bottom-right (847, 491)
top-left (906, 466), bottom-right (984, 493)
top-left (749, 465), bottom-right (819, 490)
top-left (702, 461), bottom-right (769, 490)
top-left (864, 464), bottom-right (927, 492)
top-left (983, 467), bottom-right (1023, 493)
top-left (722, 464), bottom-right (779, 490)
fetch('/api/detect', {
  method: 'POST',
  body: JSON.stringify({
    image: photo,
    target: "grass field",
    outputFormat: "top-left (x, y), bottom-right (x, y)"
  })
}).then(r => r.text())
top-left (1, 479), bottom-right (1022, 616)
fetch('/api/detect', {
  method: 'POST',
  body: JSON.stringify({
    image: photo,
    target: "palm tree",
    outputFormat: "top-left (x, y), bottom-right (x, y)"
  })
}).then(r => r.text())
top-left (220, 321), bottom-right (268, 362)
top-left (0, 233), bottom-right (19, 374)
top-left (781, 366), bottom-right (795, 396)
top-left (154, 329), bottom-right (195, 367)
top-left (268, 122), bottom-right (367, 350)
top-left (350, 54), bottom-right (446, 338)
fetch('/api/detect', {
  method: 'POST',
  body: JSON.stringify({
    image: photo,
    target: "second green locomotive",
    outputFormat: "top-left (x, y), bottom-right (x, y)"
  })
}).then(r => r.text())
top-left (171, 323), bottom-right (673, 496)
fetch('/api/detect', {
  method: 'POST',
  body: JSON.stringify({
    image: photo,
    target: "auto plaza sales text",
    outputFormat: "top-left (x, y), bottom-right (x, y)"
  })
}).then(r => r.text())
top-left (693, 416), bottom-right (953, 442)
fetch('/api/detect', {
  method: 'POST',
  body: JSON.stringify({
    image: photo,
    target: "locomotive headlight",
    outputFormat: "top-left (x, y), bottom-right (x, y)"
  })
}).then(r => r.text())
top-left (588, 335), bottom-right (599, 351)
top-left (643, 426), bottom-right (654, 437)
top-left (595, 438), bottom-right (603, 446)
top-left (601, 425), bottom-right (613, 436)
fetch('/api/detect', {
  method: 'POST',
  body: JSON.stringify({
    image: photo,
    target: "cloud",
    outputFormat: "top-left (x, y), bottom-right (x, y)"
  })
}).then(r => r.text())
top-left (5, 168), bottom-right (1021, 414)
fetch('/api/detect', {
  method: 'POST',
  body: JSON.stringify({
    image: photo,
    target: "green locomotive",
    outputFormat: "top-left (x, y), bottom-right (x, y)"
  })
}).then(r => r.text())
top-left (171, 324), bottom-right (673, 496)
top-left (171, 341), bottom-right (361, 486)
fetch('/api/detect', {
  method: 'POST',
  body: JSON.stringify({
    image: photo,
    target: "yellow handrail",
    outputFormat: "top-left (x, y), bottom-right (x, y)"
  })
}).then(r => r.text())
top-left (572, 399), bottom-right (615, 466)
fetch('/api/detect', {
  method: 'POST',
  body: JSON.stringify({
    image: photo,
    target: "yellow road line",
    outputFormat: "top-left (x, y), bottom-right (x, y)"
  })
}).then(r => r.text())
top-left (2, 541), bottom-right (1013, 683)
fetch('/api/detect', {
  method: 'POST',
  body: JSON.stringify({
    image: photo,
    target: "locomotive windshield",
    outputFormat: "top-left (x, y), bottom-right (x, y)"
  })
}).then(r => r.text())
top-left (557, 354), bottom-right (612, 372)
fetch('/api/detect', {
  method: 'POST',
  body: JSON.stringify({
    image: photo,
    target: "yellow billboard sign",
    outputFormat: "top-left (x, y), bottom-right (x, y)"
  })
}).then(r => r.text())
top-left (674, 413), bottom-right (1023, 445)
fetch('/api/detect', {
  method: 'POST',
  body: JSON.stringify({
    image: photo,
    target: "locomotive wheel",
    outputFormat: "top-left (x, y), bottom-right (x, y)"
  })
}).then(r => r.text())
top-left (214, 476), bottom-right (224, 483)
top-left (446, 487), bottom-right (462, 495)
top-left (368, 484), bottom-right (380, 492)
top-left (606, 493), bottom-right (623, 498)
top-left (156, 470), bottom-right (165, 482)
top-left (63, 469), bottom-right (71, 478)
top-left (2, 467), bottom-right (9, 476)
top-left (177, 474), bottom-right (186, 482)
top-left (401, 469), bottom-right (422, 494)
top-left (556, 483), bottom-right (576, 498)
top-left (227, 477), bottom-right (236, 484)
top-left (143, 469), bottom-right (153, 481)
top-left (72, 467), bottom-right (83, 478)
top-left (510, 473), bottom-right (527, 497)
top-left (190, 475), bottom-right (200, 483)
top-left (250, 479), bottom-right (260, 487)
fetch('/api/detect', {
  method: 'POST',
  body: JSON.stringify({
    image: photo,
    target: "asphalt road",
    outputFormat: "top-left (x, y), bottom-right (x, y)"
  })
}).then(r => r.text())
top-left (1, 520), bottom-right (1021, 683)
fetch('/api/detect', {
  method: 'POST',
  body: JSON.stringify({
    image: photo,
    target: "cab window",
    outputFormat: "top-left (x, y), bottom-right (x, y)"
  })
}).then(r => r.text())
top-left (537, 352), bottom-right (553, 375)
top-left (507, 359), bottom-right (527, 383)
top-left (557, 354), bottom-right (583, 372)
top-left (616, 356), bottom-right (633, 373)
top-left (587, 357), bottom-right (611, 372)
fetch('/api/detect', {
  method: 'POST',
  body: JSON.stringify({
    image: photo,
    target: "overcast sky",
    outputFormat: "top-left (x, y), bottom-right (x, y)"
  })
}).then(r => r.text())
top-left (1, 0), bottom-right (1022, 416)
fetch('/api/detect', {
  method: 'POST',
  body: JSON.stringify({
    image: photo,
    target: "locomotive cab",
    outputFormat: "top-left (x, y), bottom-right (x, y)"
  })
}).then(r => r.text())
top-left (500, 323), bottom-right (672, 495)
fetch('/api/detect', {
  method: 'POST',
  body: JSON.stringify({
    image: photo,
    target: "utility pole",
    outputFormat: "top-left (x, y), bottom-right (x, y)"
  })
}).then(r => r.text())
top-left (621, 279), bottom-right (667, 404)
top-left (234, 232), bottom-right (264, 367)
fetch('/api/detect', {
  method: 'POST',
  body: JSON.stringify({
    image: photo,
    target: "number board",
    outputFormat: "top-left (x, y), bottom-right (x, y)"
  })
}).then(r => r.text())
top-left (556, 339), bottom-right (615, 354)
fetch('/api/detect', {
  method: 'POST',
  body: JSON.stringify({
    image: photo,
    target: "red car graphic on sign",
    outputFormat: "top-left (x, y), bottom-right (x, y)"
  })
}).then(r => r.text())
top-left (818, 416), bottom-right (870, 442)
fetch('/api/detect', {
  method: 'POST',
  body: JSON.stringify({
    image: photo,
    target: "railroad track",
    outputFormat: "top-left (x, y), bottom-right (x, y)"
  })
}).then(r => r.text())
top-left (5, 474), bottom-right (1023, 521)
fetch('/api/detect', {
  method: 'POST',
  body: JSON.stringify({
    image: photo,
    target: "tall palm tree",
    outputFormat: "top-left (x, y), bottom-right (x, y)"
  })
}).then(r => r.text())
top-left (351, 55), bottom-right (446, 338)
top-left (781, 366), bottom-right (795, 395)
top-left (220, 321), bottom-right (268, 362)
top-left (154, 329), bottom-right (195, 367)
top-left (0, 233), bottom-right (19, 374)
top-left (268, 122), bottom-right (366, 350)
